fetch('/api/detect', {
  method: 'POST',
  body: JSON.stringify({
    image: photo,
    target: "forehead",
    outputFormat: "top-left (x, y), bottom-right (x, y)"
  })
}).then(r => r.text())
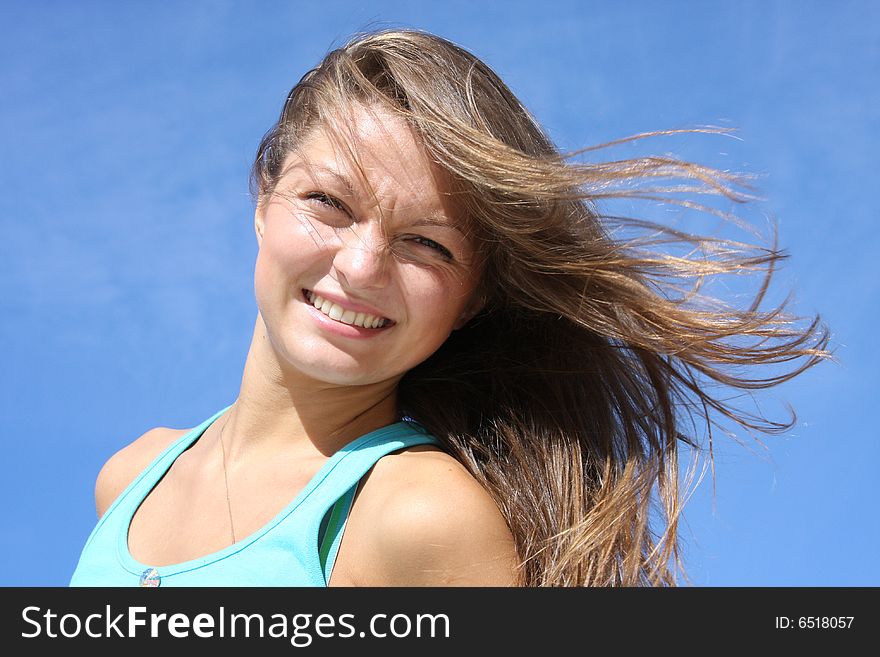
top-left (284, 104), bottom-right (450, 205)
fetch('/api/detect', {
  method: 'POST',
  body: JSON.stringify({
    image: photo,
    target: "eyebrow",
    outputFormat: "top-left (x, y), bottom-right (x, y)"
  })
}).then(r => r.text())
top-left (282, 162), bottom-right (467, 236)
top-left (409, 216), bottom-right (465, 234)
top-left (282, 162), bottom-right (356, 196)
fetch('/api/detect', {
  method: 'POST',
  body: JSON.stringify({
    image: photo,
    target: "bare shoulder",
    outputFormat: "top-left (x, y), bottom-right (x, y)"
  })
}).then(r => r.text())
top-left (94, 425), bottom-right (188, 518)
top-left (351, 445), bottom-right (520, 586)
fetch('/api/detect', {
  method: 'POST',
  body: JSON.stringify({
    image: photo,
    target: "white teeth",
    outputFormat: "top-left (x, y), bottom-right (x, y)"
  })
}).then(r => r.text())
top-left (306, 291), bottom-right (389, 329)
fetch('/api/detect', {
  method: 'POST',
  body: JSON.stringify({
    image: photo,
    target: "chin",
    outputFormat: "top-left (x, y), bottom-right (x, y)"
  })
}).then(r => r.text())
top-left (286, 357), bottom-right (395, 387)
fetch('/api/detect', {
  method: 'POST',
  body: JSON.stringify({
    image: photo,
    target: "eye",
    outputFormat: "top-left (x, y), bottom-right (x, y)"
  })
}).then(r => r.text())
top-left (408, 235), bottom-right (454, 260)
top-left (304, 191), bottom-right (350, 216)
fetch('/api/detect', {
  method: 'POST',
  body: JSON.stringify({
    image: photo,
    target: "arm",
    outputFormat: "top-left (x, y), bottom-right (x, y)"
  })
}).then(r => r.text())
top-left (358, 456), bottom-right (520, 586)
top-left (94, 426), bottom-right (184, 517)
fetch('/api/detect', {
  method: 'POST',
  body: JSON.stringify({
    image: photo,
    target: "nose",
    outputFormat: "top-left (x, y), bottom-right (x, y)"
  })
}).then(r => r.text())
top-left (331, 223), bottom-right (391, 291)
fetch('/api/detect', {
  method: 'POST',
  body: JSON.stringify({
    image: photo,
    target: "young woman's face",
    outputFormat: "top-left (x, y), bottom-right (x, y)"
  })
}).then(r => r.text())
top-left (253, 104), bottom-right (482, 386)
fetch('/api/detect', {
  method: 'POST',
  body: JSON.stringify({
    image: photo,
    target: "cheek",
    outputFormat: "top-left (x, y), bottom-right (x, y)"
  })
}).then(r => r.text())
top-left (252, 251), bottom-right (282, 325)
top-left (259, 214), bottom-right (332, 276)
top-left (399, 270), bottom-right (476, 330)
top-left (254, 229), bottom-right (320, 318)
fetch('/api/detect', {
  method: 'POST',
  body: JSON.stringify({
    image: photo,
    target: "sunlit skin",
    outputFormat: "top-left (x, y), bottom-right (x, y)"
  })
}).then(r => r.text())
top-left (252, 104), bottom-right (482, 391)
top-left (202, 103), bottom-right (484, 464)
top-left (98, 105), bottom-right (518, 586)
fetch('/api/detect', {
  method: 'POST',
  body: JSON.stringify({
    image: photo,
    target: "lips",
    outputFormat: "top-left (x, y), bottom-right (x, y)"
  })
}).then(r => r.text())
top-left (303, 289), bottom-right (393, 329)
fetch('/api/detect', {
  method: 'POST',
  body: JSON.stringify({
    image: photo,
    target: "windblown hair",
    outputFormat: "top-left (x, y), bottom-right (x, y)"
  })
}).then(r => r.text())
top-left (250, 29), bottom-right (830, 586)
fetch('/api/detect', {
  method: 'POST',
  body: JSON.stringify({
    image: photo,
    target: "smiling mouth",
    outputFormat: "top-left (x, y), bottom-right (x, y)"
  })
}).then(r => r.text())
top-left (303, 290), bottom-right (394, 329)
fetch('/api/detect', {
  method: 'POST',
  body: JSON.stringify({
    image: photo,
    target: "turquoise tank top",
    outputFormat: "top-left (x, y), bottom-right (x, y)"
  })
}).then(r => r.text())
top-left (69, 405), bottom-right (440, 587)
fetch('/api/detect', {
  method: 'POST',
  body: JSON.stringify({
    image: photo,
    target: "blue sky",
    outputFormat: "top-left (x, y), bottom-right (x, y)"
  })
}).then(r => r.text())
top-left (1, 0), bottom-right (876, 586)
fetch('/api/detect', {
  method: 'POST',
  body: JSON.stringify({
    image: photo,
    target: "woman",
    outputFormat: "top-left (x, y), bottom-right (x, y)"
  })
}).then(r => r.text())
top-left (70, 29), bottom-right (829, 587)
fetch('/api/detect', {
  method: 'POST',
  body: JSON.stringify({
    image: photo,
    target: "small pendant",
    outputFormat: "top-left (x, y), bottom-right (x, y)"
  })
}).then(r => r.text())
top-left (139, 567), bottom-right (161, 587)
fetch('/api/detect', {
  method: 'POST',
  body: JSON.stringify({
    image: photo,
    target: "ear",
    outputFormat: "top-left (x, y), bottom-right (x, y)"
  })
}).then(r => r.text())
top-left (453, 293), bottom-right (486, 330)
top-left (254, 203), bottom-right (266, 247)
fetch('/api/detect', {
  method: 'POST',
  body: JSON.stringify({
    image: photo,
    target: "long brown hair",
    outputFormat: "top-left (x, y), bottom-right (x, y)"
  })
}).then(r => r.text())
top-left (251, 29), bottom-right (830, 586)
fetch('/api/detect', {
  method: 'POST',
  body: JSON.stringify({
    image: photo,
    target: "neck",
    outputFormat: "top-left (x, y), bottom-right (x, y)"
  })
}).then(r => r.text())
top-left (220, 314), bottom-right (401, 462)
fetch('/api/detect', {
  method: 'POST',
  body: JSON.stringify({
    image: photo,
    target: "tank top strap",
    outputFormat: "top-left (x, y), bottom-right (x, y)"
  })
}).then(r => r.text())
top-left (290, 419), bottom-right (441, 585)
top-left (100, 404), bottom-right (234, 537)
